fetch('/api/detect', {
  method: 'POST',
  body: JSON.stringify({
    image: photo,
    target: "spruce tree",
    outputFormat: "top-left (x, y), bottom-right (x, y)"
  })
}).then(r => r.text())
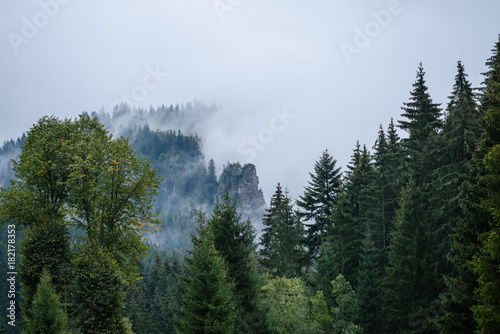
top-left (398, 63), bottom-right (442, 180)
top-left (73, 246), bottom-right (129, 334)
top-left (314, 238), bottom-right (339, 308)
top-left (384, 63), bottom-right (443, 332)
top-left (19, 222), bottom-right (71, 322)
top-left (471, 34), bottom-right (500, 333)
top-left (176, 211), bottom-right (236, 334)
top-left (208, 193), bottom-right (261, 331)
top-left (331, 143), bottom-right (375, 283)
top-left (434, 61), bottom-right (481, 333)
top-left (146, 253), bottom-right (175, 333)
top-left (371, 121), bottom-right (403, 268)
top-left (206, 159), bottom-right (218, 203)
top-left (259, 183), bottom-right (305, 278)
top-left (355, 230), bottom-right (383, 334)
top-left (23, 269), bottom-right (68, 334)
top-left (297, 149), bottom-right (342, 266)
top-left (383, 181), bottom-right (425, 333)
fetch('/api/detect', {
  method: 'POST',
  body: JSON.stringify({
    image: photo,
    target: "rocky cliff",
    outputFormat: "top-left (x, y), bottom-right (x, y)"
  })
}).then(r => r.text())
top-left (215, 163), bottom-right (266, 232)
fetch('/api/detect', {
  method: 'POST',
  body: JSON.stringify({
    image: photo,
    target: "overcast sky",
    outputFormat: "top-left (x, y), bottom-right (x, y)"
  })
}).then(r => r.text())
top-left (1, 1), bottom-right (500, 202)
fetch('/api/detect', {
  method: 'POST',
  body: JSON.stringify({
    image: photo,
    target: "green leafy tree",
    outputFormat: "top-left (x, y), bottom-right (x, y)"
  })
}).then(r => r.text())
top-left (310, 290), bottom-right (333, 333)
top-left (297, 149), bottom-right (342, 266)
top-left (0, 116), bottom-right (74, 227)
top-left (176, 212), bottom-right (236, 334)
top-left (261, 276), bottom-right (328, 334)
top-left (330, 274), bottom-right (362, 334)
top-left (67, 115), bottom-right (162, 282)
top-left (0, 117), bottom-right (74, 319)
top-left (260, 183), bottom-right (305, 278)
top-left (22, 269), bottom-right (68, 334)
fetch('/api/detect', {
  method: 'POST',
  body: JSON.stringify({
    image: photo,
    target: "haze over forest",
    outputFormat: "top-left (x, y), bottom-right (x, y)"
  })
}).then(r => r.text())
top-left (2, 1), bottom-right (500, 201)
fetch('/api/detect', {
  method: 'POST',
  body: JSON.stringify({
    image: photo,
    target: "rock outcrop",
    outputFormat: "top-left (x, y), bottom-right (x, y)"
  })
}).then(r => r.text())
top-left (215, 162), bottom-right (266, 231)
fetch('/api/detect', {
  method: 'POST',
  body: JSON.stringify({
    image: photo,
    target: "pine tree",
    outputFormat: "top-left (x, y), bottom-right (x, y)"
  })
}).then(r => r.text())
top-left (314, 238), bottom-right (339, 308)
top-left (146, 253), bottom-right (174, 333)
top-left (259, 183), bottom-right (305, 278)
top-left (471, 34), bottom-right (500, 333)
top-left (73, 246), bottom-right (128, 334)
top-left (161, 256), bottom-right (180, 333)
top-left (19, 222), bottom-right (71, 322)
top-left (383, 180), bottom-right (426, 333)
top-left (371, 120), bottom-right (403, 267)
top-left (23, 269), bottom-right (68, 334)
top-left (176, 211), bottom-right (236, 334)
top-left (297, 149), bottom-right (342, 266)
top-left (384, 63), bottom-right (443, 332)
top-left (355, 230), bottom-right (383, 334)
top-left (127, 282), bottom-right (153, 334)
top-left (206, 159), bottom-right (218, 204)
top-left (208, 193), bottom-right (261, 331)
top-left (331, 143), bottom-right (375, 283)
top-left (434, 61), bottom-right (481, 333)
top-left (398, 63), bottom-right (442, 180)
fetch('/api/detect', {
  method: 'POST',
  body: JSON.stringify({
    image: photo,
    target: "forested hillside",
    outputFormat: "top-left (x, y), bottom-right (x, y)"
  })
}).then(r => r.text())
top-left (0, 35), bottom-right (499, 334)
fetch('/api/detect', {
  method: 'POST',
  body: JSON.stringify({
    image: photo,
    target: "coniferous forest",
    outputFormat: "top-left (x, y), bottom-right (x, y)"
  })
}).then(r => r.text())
top-left (0, 34), bottom-right (499, 334)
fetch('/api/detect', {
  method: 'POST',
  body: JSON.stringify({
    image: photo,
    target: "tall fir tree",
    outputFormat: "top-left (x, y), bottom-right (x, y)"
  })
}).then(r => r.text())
top-left (434, 61), bottom-right (481, 333)
top-left (259, 183), bottom-right (305, 278)
top-left (176, 211), bottom-right (236, 334)
top-left (206, 159), bottom-right (218, 204)
top-left (297, 149), bottom-right (342, 266)
top-left (398, 63), bottom-right (443, 180)
top-left (331, 142), bottom-right (375, 284)
top-left (73, 246), bottom-right (129, 334)
top-left (23, 269), bottom-right (68, 334)
top-left (314, 238), bottom-right (339, 308)
top-left (208, 193), bottom-right (262, 332)
top-left (385, 63), bottom-right (443, 333)
top-left (18, 222), bottom-right (71, 322)
top-left (371, 120), bottom-right (404, 268)
top-left (383, 180), bottom-right (426, 333)
top-left (471, 34), bottom-right (500, 333)
top-left (355, 230), bottom-right (383, 334)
